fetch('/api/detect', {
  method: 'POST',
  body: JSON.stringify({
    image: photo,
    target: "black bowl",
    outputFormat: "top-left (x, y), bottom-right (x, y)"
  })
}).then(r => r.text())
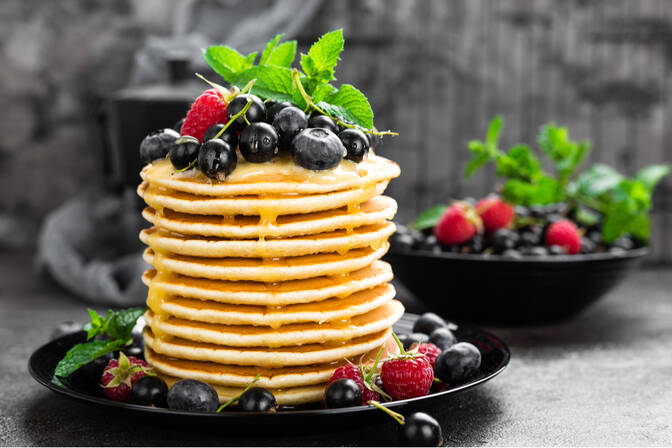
top-left (385, 248), bottom-right (649, 326)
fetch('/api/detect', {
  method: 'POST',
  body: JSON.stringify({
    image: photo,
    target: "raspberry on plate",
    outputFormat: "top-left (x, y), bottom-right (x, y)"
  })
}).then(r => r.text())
top-left (410, 342), bottom-right (442, 367)
top-left (545, 219), bottom-right (581, 254)
top-left (101, 352), bottom-right (154, 402)
top-left (381, 356), bottom-right (434, 401)
top-left (434, 202), bottom-right (483, 245)
top-left (475, 196), bottom-right (515, 232)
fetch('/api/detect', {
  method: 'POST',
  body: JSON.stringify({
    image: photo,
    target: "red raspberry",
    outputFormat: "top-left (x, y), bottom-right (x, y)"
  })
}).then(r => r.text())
top-left (434, 202), bottom-right (483, 245)
top-left (410, 343), bottom-right (442, 367)
top-left (546, 219), bottom-right (581, 254)
top-left (475, 197), bottom-right (515, 232)
top-left (328, 364), bottom-right (380, 405)
top-left (180, 88), bottom-right (228, 142)
top-left (101, 352), bottom-right (154, 402)
top-left (381, 356), bottom-right (434, 401)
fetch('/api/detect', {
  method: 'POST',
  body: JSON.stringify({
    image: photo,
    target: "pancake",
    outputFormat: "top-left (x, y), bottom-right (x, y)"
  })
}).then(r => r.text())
top-left (144, 299), bottom-right (404, 347)
top-left (138, 180), bottom-right (389, 217)
top-left (141, 261), bottom-right (393, 306)
top-left (160, 374), bottom-right (325, 405)
top-left (141, 195), bottom-right (397, 239)
top-left (141, 154), bottom-right (400, 196)
top-left (139, 222), bottom-right (396, 258)
top-left (145, 335), bottom-right (400, 389)
top-left (147, 283), bottom-right (396, 327)
top-left (144, 327), bottom-right (392, 367)
top-left (142, 243), bottom-right (390, 282)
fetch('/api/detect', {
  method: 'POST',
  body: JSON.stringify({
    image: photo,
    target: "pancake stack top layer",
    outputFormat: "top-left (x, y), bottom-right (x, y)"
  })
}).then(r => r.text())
top-left (138, 153), bottom-right (402, 405)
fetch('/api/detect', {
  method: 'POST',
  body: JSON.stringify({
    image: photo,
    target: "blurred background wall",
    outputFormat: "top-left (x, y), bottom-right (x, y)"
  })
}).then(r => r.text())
top-left (1, 0), bottom-right (671, 261)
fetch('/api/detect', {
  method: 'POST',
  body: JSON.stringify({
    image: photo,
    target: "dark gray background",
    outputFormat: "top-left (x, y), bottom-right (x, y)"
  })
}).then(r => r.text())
top-left (1, 0), bottom-right (671, 261)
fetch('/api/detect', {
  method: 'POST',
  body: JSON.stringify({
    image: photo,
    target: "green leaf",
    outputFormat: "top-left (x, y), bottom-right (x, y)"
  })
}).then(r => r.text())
top-left (570, 164), bottom-right (624, 199)
top-left (628, 212), bottom-right (650, 241)
top-left (232, 65), bottom-right (296, 104)
top-left (575, 206), bottom-right (600, 226)
top-left (496, 145), bottom-right (542, 180)
top-left (413, 205), bottom-right (448, 231)
top-left (464, 148), bottom-right (492, 179)
top-left (537, 123), bottom-right (591, 183)
top-left (106, 307), bottom-right (146, 342)
top-left (636, 164), bottom-right (670, 192)
top-left (501, 176), bottom-right (563, 206)
top-left (318, 84), bottom-right (373, 129)
top-left (464, 117), bottom-right (502, 179)
top-left (486, 116), bottom-right (503, 150)
top-left (203, 46), bottom-right (257, 83)
top-left (53, 339), bottom-right (126, 380)
top-left (83, 309), bottom-right (108, 340)
top-left (259, 34), bottom-right (297, 68)
top-left (300, 29), bottom-right (344, 83)
top-left (311, 83), bottom-right (337, 104)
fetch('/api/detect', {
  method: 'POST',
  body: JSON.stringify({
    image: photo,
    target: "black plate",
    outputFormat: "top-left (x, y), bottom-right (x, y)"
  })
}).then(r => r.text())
top-left (28, 313), bottom-right (509, 432)
top-left (386, 248), bottom-right (648, 326)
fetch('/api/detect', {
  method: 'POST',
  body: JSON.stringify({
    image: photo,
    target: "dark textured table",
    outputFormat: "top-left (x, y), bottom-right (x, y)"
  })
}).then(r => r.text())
top-left (1, 250), bottom-right (671, 446)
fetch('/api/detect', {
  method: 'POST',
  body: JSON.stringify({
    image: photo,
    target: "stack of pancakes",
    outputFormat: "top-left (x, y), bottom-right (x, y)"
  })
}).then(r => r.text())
top-left (137, 154), bottom-right (402, 405)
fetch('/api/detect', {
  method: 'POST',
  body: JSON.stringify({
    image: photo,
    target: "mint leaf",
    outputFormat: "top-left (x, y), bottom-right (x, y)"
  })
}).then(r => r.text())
top-left (318, 84), bottom-right (373, 129)
top-left (636, 164), bottom-right (670, 192)
top-left (537, 124), bottom-right (591, 184)
top-left (575, 206), bottom-right (600, 226)
top-left (233, 66), bottom-right (296, 104)
top-left (496, 145), bottom-right (542, 180)
top-left (414, 205), bottom-right (448, 231)
top-left (53, 339), bottom-right (126, 380)
top-left (312, 83), bottom-right (337, 104)
top-left (106, 307), bottom-right (146, 341)
top-left (259, 34), bottom-right (297, 68)
top-left (204, 46), bottom-right (257, 83)
top-left (570, 164), bottom-right (623, 199)
top-left (300, 29), bottom-right (344, 83)
top-left (83, 309), bottom-right (108, 340)
top-left (501, 176), bottom-right (563, 206)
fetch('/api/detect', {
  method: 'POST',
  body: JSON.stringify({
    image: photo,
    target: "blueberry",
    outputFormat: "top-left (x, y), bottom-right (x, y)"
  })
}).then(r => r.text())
top-left (140, 128), bottom-right (179, 164)
top-left (272, 106), bottom-right (307, 151)
top-left (548, 245), bottom-right (566, 255)
top-left (412, 313), bottom-right (447, 335)
top-left (237, 387), bottom-right (277, 412)
top-left (339, 129), bottom-right (370, 163)
top-left (514, 205), bottom-right (531, 218)
top-left (308, 114), bottom-right (338, 134)
top-left (609, 246), bottom-right (627, 255)
top-left (123, 335), bottom-right (145, 359)
top-left (501, 249), bottom-right (522, 258)
top-left (519, 231), bottom-right (541, 247)
top-left (198, 139), bottom-right (237, 179)
top-left (429, 327), bottom-right (457, 351)
top-left (227, 94), bottom-right (266, 130)
top-left (239, 123), bottom-right (279, 163)
top-left (291, 128), bottom-right (345, 170)
top-left (419, 235), bottom-right (439, 251)
top-left (580, 237), bottom-right (596, 254)
top-left (167, 379), bottom-right (219, 412)
top-left (468, 234), bottom-right (484, 253)
top-left (434, 342), bottom-right (482, 384)
top-left (173, 118), bottom-right (185, 134)
top-left (202, 124), bottom-right (238, 148)
top-left (131, 375), bottom-right (168, 407)
top-left (267, 101), bottom-right (292, 123)
top-left (493, 229), bottom-right (520, 253)
top-left (169, 135), bottom-right (200, 170)
top-left (529, 205), bottom-right (548, 219)
top-left (324, 378), bottom-right (361, 408)
top-left (66, 353), bottom-right (114, 396)
top-left (399, 412), bottom-right (443, 447)
top-left (613, 236), bottom-right (634, 250)
top-left (520, 246), bottom-right (548, 256)
top-left (397, 333), bottom-right (429, 350)
top-left (391, 232), bottom-right (415, 250)
top-left (546, 214), bottom-right (565, 224)
top-left (587, 230), bottom-right (602, 244)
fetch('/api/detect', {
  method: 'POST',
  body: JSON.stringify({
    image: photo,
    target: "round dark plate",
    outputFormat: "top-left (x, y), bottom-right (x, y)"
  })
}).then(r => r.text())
top-left (385, 248), bottom-right (648, 326)
top-left (28, 313), bottom-right (509, 432)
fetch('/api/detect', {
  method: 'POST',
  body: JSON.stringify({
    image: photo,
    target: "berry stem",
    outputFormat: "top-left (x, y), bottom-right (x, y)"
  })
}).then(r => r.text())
top-left (391, 332), bottom-right (406, 356)
top-left (240, 78), bottom-right (257, 95)
top-left (291, 69), bottom-right (398, 137)
top-left (213, 97), bottom-right (253, 140)
top-left (216, 373), bottom-right (261, 412)
top-left (367, 400), bottom-right (405, 425)
top-left (364, 343), bottom-right (386, 383)
top-left (174, 158), bottom-right (197, 173)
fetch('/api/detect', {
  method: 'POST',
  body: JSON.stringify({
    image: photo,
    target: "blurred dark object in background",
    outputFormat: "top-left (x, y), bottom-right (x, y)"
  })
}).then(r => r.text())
top-left (1, 1), bottom-right (671, 287)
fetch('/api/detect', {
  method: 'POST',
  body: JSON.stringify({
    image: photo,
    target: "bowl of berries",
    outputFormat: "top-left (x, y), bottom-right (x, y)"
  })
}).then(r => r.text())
top-left (386, 118), bottom-right (668, 325)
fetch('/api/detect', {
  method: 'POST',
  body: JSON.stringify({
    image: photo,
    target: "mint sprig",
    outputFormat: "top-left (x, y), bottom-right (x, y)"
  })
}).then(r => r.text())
top-left (53, 307), bottom-right (146, 383)
top-left (202, 30), bottom-right (396, 137)
top-left (459, 116), bottom-right (670, 243)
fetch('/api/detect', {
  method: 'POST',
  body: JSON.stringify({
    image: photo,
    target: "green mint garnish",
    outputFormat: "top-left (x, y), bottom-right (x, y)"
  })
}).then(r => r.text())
top-left (202, 30), bottom-right (396, 137)
top-left (416, 116), bottom-right (670, 244)
top-left (52, 307), bottom-right (146, 384)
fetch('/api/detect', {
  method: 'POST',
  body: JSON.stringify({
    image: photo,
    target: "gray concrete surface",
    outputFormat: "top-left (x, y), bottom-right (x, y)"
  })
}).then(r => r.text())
top-left (1, 250), bottom-right (671, 446)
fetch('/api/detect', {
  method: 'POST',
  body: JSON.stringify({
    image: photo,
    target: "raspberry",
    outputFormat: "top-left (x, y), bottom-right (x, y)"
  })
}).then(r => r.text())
top-left (101, 352), bottom-right (154, 402)
top-left (180, 89), bottom-right (228, 142)
top-left (410, 343), bottom-right (442, 367)
top-left (545, 219), bottom-right (581, 254)
top-left (434, 202), bottom-right (483, 245)
top-left (381, 356), bottom-right (434, 401)
top-left (328, 364), bottom-right (380, 405)
top-left (475, 197), bottom-right (515, 232)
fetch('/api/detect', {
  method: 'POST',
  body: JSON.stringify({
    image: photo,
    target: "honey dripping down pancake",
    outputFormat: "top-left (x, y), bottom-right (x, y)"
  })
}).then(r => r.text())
top-left (139, 141), bottom-right (402, 405)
